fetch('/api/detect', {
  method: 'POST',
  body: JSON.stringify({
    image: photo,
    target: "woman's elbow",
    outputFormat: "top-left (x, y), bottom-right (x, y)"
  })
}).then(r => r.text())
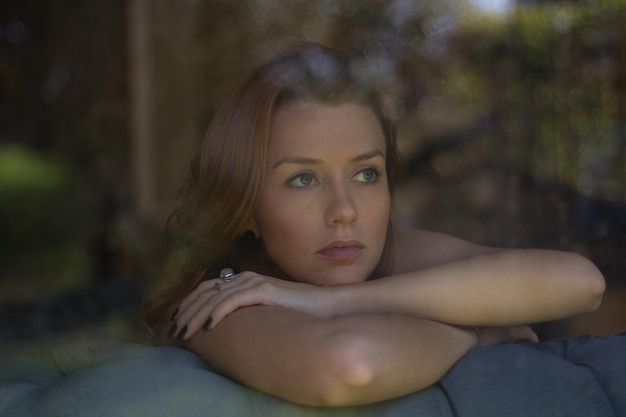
top-left (571, 253), bottom-right (605, 312)
top-left (312, 331), bottom-right (377, 406)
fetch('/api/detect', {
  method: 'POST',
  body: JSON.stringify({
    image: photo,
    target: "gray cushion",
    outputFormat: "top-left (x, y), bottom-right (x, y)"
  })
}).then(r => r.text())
top-left (1, 332), bottom-right (624, 417)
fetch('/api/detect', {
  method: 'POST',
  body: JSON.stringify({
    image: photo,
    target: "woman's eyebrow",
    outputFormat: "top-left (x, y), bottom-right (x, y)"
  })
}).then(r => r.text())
top-left (271, 149), bottom-right (385, 170)
top-left (272, 156), bottom-right (321, 169)
top-left (352, 149), bottom-right (385, 163)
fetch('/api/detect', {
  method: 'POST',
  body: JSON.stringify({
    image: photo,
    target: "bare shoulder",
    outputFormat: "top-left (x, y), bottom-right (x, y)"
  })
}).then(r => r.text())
top-left (394, 229), bottom-right (497, 273)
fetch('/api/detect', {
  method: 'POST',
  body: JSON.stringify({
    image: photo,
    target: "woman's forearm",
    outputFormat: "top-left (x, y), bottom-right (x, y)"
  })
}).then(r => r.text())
top-left (183, 306), bottom-right (480, 406)
top-left (332, 249), bottom-right (605, 325)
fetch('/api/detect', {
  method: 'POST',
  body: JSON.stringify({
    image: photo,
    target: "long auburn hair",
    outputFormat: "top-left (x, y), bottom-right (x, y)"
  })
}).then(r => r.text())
top-left (141, 42), bottom-right (404, 340)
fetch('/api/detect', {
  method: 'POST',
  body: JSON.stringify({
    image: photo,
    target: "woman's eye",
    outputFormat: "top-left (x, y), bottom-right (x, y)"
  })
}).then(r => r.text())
top-left (354, 167), bottom-right (380, 183)
top-left (288, 173), bottom-right (316, 188)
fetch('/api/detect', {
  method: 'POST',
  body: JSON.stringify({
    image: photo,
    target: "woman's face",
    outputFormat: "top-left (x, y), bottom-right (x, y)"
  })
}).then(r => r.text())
top-left (251, 101), bottom-right (390, 286)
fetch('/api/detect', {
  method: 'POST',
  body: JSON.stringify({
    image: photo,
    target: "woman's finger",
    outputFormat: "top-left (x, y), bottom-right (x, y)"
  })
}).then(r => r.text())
top-left (204, 281), bottom-right (275, 329)
top-left (520, 326), bottom-right (539, 343)
top-left (174, 274), bottom-right (267, 339)
top-left (175, 269), bottom-right (251, 319)
top-left (169, 286), bottom-right (220, 340)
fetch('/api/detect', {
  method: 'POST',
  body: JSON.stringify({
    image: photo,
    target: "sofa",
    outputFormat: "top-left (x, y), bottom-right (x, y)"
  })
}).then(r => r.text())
top-left (1, 331), bottom-right (624, 416)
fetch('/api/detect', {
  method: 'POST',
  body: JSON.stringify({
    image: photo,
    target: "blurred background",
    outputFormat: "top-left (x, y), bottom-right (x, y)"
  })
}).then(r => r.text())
top-left (1, 0), bottom-right (625, 343)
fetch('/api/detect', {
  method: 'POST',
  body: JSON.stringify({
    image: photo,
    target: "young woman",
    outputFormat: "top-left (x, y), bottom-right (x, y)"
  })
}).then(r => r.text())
top-left (141, 43), bottom-right (605, 406)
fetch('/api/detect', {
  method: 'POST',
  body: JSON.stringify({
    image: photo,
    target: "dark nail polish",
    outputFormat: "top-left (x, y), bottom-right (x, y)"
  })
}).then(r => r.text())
top-left (167, 323), bottom-right (177, 338)
top-left (175, 325), bottom-right (188, 341)
top-left (170, 307), bottom-right (179, 321)
top-left (202, 317), bottom-right (212, 331)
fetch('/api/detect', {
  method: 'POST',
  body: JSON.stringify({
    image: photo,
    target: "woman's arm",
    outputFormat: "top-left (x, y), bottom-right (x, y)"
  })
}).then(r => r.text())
top-left (177, 305), bottom-right (533, 406)
top-left (328, 230), bottom-right (606, 326)
top-left (174, 230), bottom-right (604, 335)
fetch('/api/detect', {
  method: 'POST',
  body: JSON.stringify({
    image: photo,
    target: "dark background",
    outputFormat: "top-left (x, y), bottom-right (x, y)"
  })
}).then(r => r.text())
top-left (1, 0), bottom-right (625, 342)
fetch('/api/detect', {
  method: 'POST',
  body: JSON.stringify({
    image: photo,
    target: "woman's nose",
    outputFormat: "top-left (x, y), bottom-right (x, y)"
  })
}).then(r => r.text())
top-left (324, 183), bottom-right (358, 226)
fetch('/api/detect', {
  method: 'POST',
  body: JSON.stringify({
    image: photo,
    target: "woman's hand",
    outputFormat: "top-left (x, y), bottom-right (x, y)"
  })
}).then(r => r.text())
top-left (170, 271), bottom-right (334, 340)
top-left (478, 325), bottom-right (539, 347)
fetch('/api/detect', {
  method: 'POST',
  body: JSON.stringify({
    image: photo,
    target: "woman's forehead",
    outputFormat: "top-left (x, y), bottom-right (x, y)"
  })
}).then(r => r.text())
top-left (267, 101), bottom-right (386, 161)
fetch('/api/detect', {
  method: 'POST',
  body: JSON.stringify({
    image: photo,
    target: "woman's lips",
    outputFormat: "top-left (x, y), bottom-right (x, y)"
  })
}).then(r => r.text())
top-left (317, 242), bottom-right (364, 260)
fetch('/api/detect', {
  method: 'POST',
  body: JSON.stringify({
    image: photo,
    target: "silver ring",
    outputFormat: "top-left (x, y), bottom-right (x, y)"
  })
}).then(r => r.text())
top-left (219, 268), bottom-right (235, 282)
top-left (213, 282), bottom-right (222, 291)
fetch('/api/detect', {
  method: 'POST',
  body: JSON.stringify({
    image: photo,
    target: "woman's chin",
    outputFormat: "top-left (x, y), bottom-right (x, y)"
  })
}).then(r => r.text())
top-left (286, 263), bottom-right (374, 286)
top-left (317, 268), bottom-right (370, 286)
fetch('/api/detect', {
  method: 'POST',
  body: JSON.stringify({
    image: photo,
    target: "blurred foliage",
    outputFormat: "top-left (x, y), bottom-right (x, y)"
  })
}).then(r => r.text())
top-left (0, 0), bottom-right (129, 200)
top-left (450, 0), bottom-right (626, 198)
top-left (0, 0), bottom-right (131, 292)
top-left (0, 145), bottom-right (68, 190)
top-left (0, 145), bottom-right (98, 303)
top-left (409, 0), bottom-right (626, 254)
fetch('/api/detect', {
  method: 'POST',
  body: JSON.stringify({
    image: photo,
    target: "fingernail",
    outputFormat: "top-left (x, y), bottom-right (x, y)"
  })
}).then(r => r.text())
top-left (175, 325), bottom-right (188, 341)
top-left (170, 307), bottom-right (179, 321)
top-left (202, 317), bottom-right (212, 331)
top-left (167, 323), bottom-right (177, 338)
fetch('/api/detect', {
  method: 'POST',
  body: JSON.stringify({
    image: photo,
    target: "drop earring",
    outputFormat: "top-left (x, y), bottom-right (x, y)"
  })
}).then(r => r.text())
top-left (243, 230), bottom-right (257, 242)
